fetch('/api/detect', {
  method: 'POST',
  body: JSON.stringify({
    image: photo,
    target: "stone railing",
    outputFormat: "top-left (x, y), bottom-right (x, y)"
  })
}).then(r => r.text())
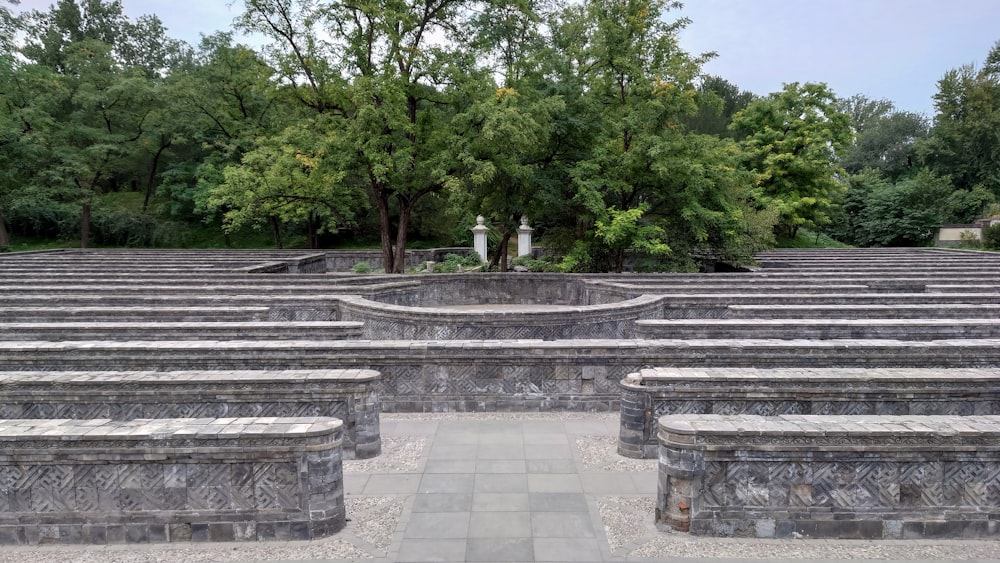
top-left (0, 369), bottom-right (381, 459)
top-left (0, 417), bottom-right (345, 545)
top-left (619, 367), bottom-right (1000, 458)
top-left (656, 414), bottom-right (1000, 539)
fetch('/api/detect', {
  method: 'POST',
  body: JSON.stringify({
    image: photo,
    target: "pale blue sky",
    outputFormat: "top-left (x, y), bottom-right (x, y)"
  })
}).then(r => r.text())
top-left (13, 0), bottom-right (1000, 117)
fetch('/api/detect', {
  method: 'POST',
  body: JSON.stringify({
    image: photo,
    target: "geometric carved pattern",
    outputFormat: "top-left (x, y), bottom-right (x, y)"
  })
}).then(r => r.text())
top-left (253, 463), bottom-right (299, 510)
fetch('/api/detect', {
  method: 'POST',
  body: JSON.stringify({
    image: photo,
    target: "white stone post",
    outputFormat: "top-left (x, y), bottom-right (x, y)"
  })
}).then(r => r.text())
top-left (471, 215), bottom-right (489, 263)
top-left (517, 216), bottom-right (533, 257)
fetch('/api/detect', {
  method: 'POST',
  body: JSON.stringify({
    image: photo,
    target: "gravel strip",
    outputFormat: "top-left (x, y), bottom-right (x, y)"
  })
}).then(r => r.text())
top-left (577, 435), bottom-right (658, 471)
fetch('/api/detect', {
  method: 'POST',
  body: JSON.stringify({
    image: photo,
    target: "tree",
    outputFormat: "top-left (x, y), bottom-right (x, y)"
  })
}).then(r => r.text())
top-left (920, 41), bottom-right (1000, 199)
top-left (731, 82), bottom-right (853, 239)
top-left (839, 94), bottom-right (928, 180)
top-left (684, 75), bottom-right (756, 138)
top-left (239, 0), bottom-right (528, 272)
top-left (548, 0), bottom-right (772, 272)
top-left (207, 124), bottom-right (366, 249)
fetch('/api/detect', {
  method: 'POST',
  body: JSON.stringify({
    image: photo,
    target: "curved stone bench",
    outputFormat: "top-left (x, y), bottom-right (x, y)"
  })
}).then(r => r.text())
top-left (656, 414), bottom-right (1000, 539)
top-left (0, 417), bottom-right (344, 545)
top-left (0, 369), bottom-right (380, 459)
top-left (619, 367), bottom-right (1000, 458)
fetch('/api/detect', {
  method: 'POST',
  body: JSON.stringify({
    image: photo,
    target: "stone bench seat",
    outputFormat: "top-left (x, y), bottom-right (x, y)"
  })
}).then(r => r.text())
top-left (0, 321), bottom-right (364, 341)
top-left (0, 306), bottom-right (271, 322)
top-left (656, 414), bottom-right (1000, 539)
top-left (619, 367), bottom-right (1000, 458)
top-left (635, 318), bottom-right (1000, 340)
top-left (0, 369), bottom-right (380, 459)
top-left (0, 416), bottom-right (345, 545)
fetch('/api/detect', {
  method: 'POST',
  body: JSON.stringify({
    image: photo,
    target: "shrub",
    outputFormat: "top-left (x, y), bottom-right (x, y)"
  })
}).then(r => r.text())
top-left (982, 224), bottom-right (1000, 250)
top-left (351, 262), bottom-right (372, 274)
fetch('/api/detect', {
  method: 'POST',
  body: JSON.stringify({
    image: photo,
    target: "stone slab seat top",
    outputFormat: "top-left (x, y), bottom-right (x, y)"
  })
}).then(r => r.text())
top-left (0, 417), bottom-right (346, 545)
top-left (656, 414), bottom-right (1000, 540)
top-left (0, 369), bottom-right (381, 460)
top-left (0, 321), bottom-right (365, 341)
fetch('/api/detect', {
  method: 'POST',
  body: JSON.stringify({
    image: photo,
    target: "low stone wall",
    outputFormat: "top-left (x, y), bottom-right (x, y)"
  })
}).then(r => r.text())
top-left (656, 414), bottom-right (1000, 539)
top-left (322, 247), bottom-right (476, 272)
top-left (0, 321), bottom-right (364, 341)
top-left (7, 340), bottom-right (1000, 412)
top-left (619, 367), bottom-right (1000, 458)
top-left (0, 369), bottom-right (381, 459)
top-left (337, 294), bottom-right (664, 339)
top-left (634, 319), bottom-right (1000, 340)
top-left (0, 417), bottom-right (345, 545)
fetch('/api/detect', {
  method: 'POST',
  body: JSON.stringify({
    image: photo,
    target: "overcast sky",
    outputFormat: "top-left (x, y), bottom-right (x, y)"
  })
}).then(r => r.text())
top-left (12, 0), bottom-right (1000, 118)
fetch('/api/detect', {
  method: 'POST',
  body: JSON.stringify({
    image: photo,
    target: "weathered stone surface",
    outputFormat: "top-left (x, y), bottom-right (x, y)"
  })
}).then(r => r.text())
top-left (0, 417), bottom-right (345, 545)
top-left (656, 414), bottom-right (1000, 539)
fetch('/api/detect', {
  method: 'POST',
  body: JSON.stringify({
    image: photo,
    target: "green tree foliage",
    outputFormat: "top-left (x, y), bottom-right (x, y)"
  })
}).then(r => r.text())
top-left (207, 124), bottom-right (366, 248)
top-left (684, 75), bottom-right (756, 138)
top-left (732, 82), bottom-right (853, 239)
top-left (548, 0), bottom-right (773, 272)
top-left (839, 94), bottom-right (928, 181)
top-left (920, 41), bottom-right (1000, 199)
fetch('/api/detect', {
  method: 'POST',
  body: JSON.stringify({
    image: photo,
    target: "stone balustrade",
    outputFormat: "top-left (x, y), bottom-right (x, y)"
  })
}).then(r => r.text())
top-left (620, 367), bottom-right (1000, 458)
top-left (0, 369), bottom-right (381, 459)
top-left (0, 417), bottom-right (345, 545)
top-left (656, 414), bottom-right (1000, 539)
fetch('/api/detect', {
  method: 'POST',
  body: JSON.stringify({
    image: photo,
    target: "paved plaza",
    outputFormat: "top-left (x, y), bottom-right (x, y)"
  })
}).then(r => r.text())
top-left (1, 413), bottom-right (997, 563)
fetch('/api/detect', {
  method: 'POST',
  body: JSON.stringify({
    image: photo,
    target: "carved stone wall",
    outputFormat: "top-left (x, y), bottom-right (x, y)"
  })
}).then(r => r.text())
top-left (656, 414), bottom-right (1000, 539)
top-left (620, 367), bottom-right (1000, 458)
top-left (0, 417), bottom-right (345, 545)
top-left (0, 370), bottom-right (381, 459)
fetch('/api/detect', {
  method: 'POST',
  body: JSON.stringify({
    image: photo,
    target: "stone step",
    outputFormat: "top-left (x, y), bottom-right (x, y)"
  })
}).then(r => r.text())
top-left (722, 303), bottom-right (1000, 319)
top-left (0, 306), bottom-right (271, 322)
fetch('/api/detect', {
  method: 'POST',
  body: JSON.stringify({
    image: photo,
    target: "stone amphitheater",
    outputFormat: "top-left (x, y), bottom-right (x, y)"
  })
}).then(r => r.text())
top-left (0, 246), bottom-right (999, 562)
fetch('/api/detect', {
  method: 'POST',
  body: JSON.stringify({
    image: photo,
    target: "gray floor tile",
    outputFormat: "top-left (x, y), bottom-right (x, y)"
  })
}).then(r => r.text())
top-left (424, 459), bottom-right (478, 474)
top-left (433, 432), bottom-right (479, 445)
top-left (477, 444), bottom-right (525, 459)
top-left (530, 511), bottom-right (596, 538)
top-left (468, 511), bottom-right (532, 538)
top-left (631, 471), bottom-right (658, 494)
top-left (525, 444), bottom-right (573, 459)
top-left (476, 459), bottom-right (527, 474)
top-left (477, 432), bottom-right (525, 445)
top-left (472, 492), bottom-right (530, 512)
top-left (363, 473), bottom-right (421, 494)
top-left (429, 444), bottom-right (478, 460)
top-left (523, 432), bottom-right (569, 445)
top-left (528, 474), bottom-right (584, 493)
top-left (420, 473), bottom-right (475, 493)
top-left (342, 473), bottom-right (369, 495)
top-left (532, 537), bottom-right (604, 561)
top-left (529, 492), bottom-right (589, 512)
top-left (526, 459), bottom-right (578, 474)
top-left (465, 537), bottom-right (534, 562)
top-left (412, 493), bottom-right (474, 513)
top-left (396, 538), bottom-right (467, 562)
top-left (474, 473), bottom-right (529, 493)
top-left (403, 512), bottom-right (471, 539)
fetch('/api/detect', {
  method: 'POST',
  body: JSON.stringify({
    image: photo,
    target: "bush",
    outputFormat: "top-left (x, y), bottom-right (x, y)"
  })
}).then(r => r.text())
top-left (351, 262), bottom-right (372, 274)
top-left (510, 254), bottom-right (558, 272)
top-left (982, 224), bottom-right (1000, 250)
top-left (432, 253), bottom-right (482, 273)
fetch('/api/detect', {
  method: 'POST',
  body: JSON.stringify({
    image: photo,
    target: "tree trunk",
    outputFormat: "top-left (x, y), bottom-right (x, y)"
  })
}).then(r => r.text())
top-left (614, 248), bottom-right (624, 273)
top-left (142, 140), bottom-right (170, 213)
top-left (0, 212), bottom-right (9, 248)
top-left (392, 204), bottom-right (412, 274)
top-left (270, 216), bottom-right (283, 249)
top-left (375, 189), bottom-right (395, 273)
top-left (81, 201), bottom-right (91, 249)
top-left (306, 213), bottom-right (317, 249)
